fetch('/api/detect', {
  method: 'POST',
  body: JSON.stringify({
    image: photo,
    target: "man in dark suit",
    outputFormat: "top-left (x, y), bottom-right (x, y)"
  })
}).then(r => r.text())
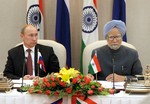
top-left (3, 24), bottom-right (60, 79)
top-left (91, 20), bottom-right (143, 82)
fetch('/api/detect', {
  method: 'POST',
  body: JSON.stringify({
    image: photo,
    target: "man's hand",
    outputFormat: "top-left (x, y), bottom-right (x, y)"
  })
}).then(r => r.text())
top-left (86, 74), bottom-right (94, 81)
top-left (106, 73), bottom-right (126, 82)
top-left (23, 75), bottom-right (37, 80)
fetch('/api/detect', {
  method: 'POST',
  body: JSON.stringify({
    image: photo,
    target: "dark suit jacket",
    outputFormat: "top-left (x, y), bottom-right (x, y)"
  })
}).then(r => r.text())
top-left (3, 44), bottom-right (60, 79)
top-left (92, 45), bottom-right (143, 80)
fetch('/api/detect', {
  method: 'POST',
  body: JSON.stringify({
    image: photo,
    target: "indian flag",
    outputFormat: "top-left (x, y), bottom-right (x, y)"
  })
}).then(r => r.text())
top-left (88, 53), bottom-right (101, 74)
top-left (26, 0), bottom-right (44, 39)
top-left (76, 98), bottom-right (87, 104)
top-left (72, 95), bottom-right (97, 104)
top-left (80, 0), bottom-right (99, 73)
top-left (76, 98), bottom-right (97, 104)
top-left (51, 98), bottom-right (62, 104)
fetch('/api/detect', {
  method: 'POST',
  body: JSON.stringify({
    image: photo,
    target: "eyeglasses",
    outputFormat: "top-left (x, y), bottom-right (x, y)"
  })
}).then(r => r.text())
top-left (107, 35), bottom-right (122, 41)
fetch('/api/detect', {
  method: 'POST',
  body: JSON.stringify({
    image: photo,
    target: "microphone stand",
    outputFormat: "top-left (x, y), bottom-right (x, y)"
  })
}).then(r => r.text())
top-left (18, 57), bottom-right (27, 92)
top-left (112, 58), bottom-right (115, 90)
top-left (22, 57), bottom-right (27, 87)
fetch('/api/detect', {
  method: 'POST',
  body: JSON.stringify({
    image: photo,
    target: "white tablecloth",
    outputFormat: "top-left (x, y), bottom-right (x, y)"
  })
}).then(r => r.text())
top-left (87, 93), bottom-right (148, 104)
top-left (0, 89), bottom-right (69, 104)
top-left (0, 90), bottom-right (148, 104)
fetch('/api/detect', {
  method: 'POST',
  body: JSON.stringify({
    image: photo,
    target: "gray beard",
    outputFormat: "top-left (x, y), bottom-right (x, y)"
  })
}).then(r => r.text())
top-left (109, 45), bottom-right (120, 50)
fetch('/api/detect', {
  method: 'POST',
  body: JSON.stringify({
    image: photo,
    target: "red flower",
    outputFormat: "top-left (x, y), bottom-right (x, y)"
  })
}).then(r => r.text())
top-left (55, 77), bottom-right (60, 82)
top-left (66, 87), bottom-right (72, 94)
top-left (50, 76), bottom-right (55, 81)
top-left (78, 75), bottom-right (82, 79)
top-left (45, 82), bottom-right (51, 87)
top-left (54, 91), bottom-right (59, 95)
top-left (72, 77), bottom-right (78, 84)
top-left (109, 89), bottom-right (115, 94)
top-left (59, 81), bottom-right (66, 87)
top-left (43, 77), bottom-right (48, 82)
top-left (45, 90), bottom-right (51, 95)
top-left (80, 82), bottom-right (86, 86)
top-left (28, 88), bottom-right (33, 94)
top-left (98, 87), bottom-right (103, 92)
top-left (91, 85), bottom-right (95, 89)
top-left (37, 90), bottom-right (42, 94)
top-left (51, 82), bottom-right (56, 87)
top-left (88, 90), bottom-right (93, 95)
top-left (84, 76), bottom-right (91, 84)
top-left (33, 81), bottom-right (38, 86)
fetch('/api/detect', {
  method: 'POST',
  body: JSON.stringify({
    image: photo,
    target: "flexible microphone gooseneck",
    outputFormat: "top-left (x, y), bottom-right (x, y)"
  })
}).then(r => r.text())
top-left (112, 58), bottom-right (115, 89)
top-left (17, 57), bottom-right (27, 92)
top-left (21, 57), bottom-right (27, 87)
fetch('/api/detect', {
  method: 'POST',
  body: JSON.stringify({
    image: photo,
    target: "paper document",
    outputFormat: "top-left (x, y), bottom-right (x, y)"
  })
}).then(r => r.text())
top-left (12, 79), bottom-right (33, 88)
top-left (98, 81), bottom-right (125, 89)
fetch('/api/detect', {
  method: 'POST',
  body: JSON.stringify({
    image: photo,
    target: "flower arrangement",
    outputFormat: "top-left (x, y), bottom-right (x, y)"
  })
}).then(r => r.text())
top-left (22, 67), bottom-right (113, 98)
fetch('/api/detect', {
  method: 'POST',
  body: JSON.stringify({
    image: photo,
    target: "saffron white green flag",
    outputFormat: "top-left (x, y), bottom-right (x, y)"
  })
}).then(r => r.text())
top-left (76, 98), bottom-right (87, 104)
top-left (88, 53), bottom-right (101, 74)
top-left (26, 0), bottom-right (44, 39)
top-left (80, 0), bottom-right (99, 73)
top-left (76, 97), bottom-right (97, 104)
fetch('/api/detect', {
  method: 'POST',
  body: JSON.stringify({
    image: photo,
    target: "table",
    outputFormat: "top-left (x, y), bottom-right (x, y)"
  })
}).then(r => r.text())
top-left (0, 89), bottom-right (70, 104)
top-left (0, 89), bottom-right (148, 104)
top-left (86, 93), bottom-right (148, 104)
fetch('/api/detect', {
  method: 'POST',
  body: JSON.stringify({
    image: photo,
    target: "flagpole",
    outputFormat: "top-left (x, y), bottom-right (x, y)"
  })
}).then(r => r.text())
top-left (88, 49), bottom-right (101, 82)
top-left (96, 73), bottom-right (98, 82)
top-left (95, 50), bottom-right (97, 82)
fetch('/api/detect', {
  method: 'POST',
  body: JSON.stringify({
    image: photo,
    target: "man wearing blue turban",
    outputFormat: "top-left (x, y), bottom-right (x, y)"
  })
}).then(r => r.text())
top-left (91, 20), bottom-right (143, 82)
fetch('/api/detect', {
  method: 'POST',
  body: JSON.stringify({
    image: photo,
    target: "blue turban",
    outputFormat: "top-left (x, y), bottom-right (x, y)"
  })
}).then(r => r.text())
top-left (103, 20), bottom-right (126, 39)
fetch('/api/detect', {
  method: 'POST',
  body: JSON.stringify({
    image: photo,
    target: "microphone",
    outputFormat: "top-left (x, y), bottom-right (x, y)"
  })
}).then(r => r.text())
top-left (17, 57), bottom-right (27, 92)
top-left (112, 58), bottom-right (115, 89)
top-left (21, 57), bottom-right (27, 87)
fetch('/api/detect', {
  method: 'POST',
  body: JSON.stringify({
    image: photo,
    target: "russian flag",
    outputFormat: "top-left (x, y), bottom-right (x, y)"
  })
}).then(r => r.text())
top-left (55, 0), bottom-right (71, 67)
top-left (38, 51), bottom-right (46, 72)
top-left (112, 0), bottom-right (127, 42)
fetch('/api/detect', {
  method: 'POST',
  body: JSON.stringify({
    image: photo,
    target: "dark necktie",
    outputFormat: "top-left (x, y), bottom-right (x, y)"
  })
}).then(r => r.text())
top-left (27, 49), bottom-right (33, 75)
